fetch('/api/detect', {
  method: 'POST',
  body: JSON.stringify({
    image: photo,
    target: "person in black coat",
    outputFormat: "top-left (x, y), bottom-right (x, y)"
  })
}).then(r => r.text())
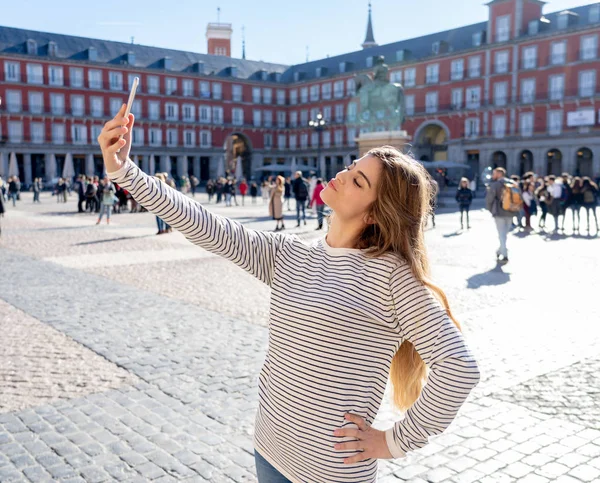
top-left (455, 177), bottom-right (474, 230)
top-left (75, 175), bottom-right (86, 213)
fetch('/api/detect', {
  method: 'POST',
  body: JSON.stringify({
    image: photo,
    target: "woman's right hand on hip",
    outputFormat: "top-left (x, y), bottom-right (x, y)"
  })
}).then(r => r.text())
top-left (97, 103), bottom-right (134, 173)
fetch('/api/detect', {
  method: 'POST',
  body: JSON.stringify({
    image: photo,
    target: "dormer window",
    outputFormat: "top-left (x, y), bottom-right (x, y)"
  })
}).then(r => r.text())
top-left (163, 57), bottom-right (172, 70)
top-left (261, 71), bottom-right (268, 81)
top-left (229, 66), bottom-right (238, 77)
top-left (48, 41), bottom-right (58, 57)
top-left (472, 32), bottom-right (483, 47)
top-left (26, 39), bottom-right (37, 55)
top-left (557, 12), bottom-right (569, 29)
top-left (339, 62), bottom-right (346, 73)
top-left (126, 51), bottom-right (135, 65)
top-left (294, 72), bottom-right (300, 82)
top-left (528, 20), bottom-right (539, 35)
top-left (590, 5), bottom-right (600, 23)
top-left (366, 56), bottom-right (373, 68)
top-left (316, 66), bottom-right (328, 77)
top-left (88, 47), bottom-right (97, 62)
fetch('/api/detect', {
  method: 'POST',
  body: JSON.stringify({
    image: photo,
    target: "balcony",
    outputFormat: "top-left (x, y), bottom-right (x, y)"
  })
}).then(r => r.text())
top-left (579, 49), bottom-right (598, 61)
top-left (548, 54), bottom-right (566, 66)
top-left (520, 59), bottom-right (537, 70)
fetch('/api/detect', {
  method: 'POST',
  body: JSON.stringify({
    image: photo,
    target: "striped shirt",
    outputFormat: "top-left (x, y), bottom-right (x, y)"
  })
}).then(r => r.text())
top-left (108, 161), bottom-right (480, 483)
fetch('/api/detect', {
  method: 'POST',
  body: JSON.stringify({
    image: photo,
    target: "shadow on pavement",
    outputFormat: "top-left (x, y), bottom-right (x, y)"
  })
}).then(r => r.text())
top-left (466, 266), bottom-right (511, 289)
top-left (73, 235), bottom-right (155, 246)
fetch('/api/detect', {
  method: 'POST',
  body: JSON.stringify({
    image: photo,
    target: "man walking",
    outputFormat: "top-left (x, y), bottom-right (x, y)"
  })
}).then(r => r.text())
top-left (292, 170), bottom-right (309, 227)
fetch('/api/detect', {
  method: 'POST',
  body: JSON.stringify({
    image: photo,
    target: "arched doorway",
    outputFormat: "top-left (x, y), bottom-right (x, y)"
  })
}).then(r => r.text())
top-left (224, 133), bottom-right (252, 180)
top-left (576, 148), bottom-right (593, 177)
top-left (492, 151), bottom-right (507, 169)
top-left (519, 150), bottom-right (534, 176)
top-left (546, 149), bottom-right (562, 175)
top-left (414, 122), bottom-right (449, 162)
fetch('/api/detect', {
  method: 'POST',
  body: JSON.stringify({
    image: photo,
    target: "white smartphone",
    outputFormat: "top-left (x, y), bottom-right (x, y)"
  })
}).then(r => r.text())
top-left (118, 76), bottom-right (139, 149)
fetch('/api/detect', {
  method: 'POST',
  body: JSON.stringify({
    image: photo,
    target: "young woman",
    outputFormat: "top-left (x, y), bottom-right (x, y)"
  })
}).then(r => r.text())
top-left (269, 175), bottom-right (285, 231)
top-left (581, 177), bottom-right (599, 233)
top-left (95, 177), bottom-right (116, 225)
top-left (522, 182), bottom-right (537, 230)
top-left (570, 177), bottom-right (583, 233)
top-left (535, 179), bottom-right (551, 230)
top-left (98, 105), bottom-right (480, 483)
top-left (455, 177), bottom-right (473, 230)
top-left (307, 178), bottom-right (326, 230)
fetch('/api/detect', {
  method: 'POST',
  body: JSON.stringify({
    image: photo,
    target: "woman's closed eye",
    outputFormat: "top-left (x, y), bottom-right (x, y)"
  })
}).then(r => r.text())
top-left (345, 164), bottom-right (362, 188)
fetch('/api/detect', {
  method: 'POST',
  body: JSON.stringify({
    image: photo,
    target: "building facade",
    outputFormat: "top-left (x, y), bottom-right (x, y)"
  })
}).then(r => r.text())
top-left (1, 0), bottom-right (600, 187)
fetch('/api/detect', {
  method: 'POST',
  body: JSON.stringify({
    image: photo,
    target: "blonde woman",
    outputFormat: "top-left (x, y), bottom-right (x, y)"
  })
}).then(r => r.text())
top-left (98, 105), bottom-right (480, 483)
top-left (269, 175), bottom-right (285, 231)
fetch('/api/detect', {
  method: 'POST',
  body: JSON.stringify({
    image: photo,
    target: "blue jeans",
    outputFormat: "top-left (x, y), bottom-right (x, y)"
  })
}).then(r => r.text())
top-left (494, 216), bottom-right (512, 258)
top-left (296, 199), bottom-right (306, 223)
top-left (316, 203), bottom-right (325, 227)
top-left (98, 204), bottom-right (112, 222)
top-left (255, 452), bottom-right (291, 483)
top-left (9, 192), bottom-right (17, 206)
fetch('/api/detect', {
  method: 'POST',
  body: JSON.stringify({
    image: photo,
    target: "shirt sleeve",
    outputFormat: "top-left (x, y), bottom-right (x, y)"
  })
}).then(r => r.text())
top-left (107, 159), bottom-right (288, 286)
top-left (385, 264), bottom-right (481, 459)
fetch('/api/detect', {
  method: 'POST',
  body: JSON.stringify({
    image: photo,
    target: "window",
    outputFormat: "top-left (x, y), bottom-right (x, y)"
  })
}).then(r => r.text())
top-left (557, 13), bottom-right (569, 30)
top-left (88, 69), bottom-right (102, 89)
top-left (289, 135), bottom-right (297, 150)
top-left (335, 130), bottom-right (343, 146)
top-left (6, 90), bottom-right (22, 113)
top-left (366, 56), bottom-right (374, 68)
top-left (346, 127), bottom-right (356, 146)
top-left (52, 123), bottom-right (66, 144)
top-left (520, 112), bottom-right (534, 137)
top-left (147, 75), bottom-right (159, 94)
top-left (405, 95), bottom-right (415, 115)
top-left (149, 128), bottom-right (162, 146)
top-left (581, 35), bottom-right (598, 60)
top-left (494, 82), bottom-right (508, 106)
top-left (48, 66), bottom-right (64, 86)
top-left (551, 41), bottom-right (567, 65)
top-left (7, 121), bottom-right (23, 143)
top-left (347, 102), bottom-right (357, 121)
top-left (148, 101), bottom-right (160, 120)
top-left (322, 83), bottom-right (332, 100)
top-left (300, 133), bottom-right (308, 149)
top-left (71, 95), bottom-right (85, 116)
top-left (404, 68), bottom-right (416, 87)
top-left (346, 78), bottom-right (356, 96)
top-left (199, 105), bottom-right (211, 123)
top-left (212, 106), bottom-right (223, 124)
top-left (277, 111), bottom-right (286, 128)
top-left (125, 73), bottom-right (138, 93)
top-left (549, 74), bottom-right (565, 100)
top-left (253, 110), bottom-right (262, 127)
top-left (310, 85), bottom-right (319, 102)
top-left (252, 87), bottom-right (261, 103)
top-left (277, 89), bottom-right (286, 105)
top-left (496, 15), bottom-right (510, 42)
top-left (290, 89), bottom-right (298, 105)
top-left (199, 81), bottom-right (210, 99)
top-left (71, 124), bottom-right (87, 145)
top-left (28, 92), bottom-right (43, 114)
top-left (264, 110), bottom-right (273, 127)
top-left (167, 129), bottom-right (178, 147)
top-left (300, 87), bottom-right (309, 103)
top-left (109, 98), bottom-right (122, 116)
top-left (264, 133), bottom-right (273, 149)
top-left (4, 61), bottom-right (20, 82)
top-left (425, 92), bottom-right (438, 113)
top-left (109, 71), bottom-right (123, 90)
top-left (322, 131), bottom-right (331, 148)
top-left (468, 57), bottom-right (481, 77)
top-left (50, 93), bottom-right (65, 115)
top-left (528, 20), bottom-right (539, 35)
top-left (465, 118), bottom-right (480, 138)
top-left (335, 104), bottom-right (344, 123)
top-left (290, 112), bottom-right (298, 127)
top-left (165, 102), bottom-right (178, 121)
top-left (473, 32), bottom-right (483, 47)
top-left (277, 134), bottom-right (286, 150)
top-left (232, 85), bottom-right (243, 102)
top-left (70, 67), bottom-right (83, 87)
top-left (263, 88), bottom-right (272, 104)
top-left (212, 83), bottom-right (222, 100)
top-left (183, 79), bottom-right (194, 96)
top-left (183, 104), bottom-right (195, 122)
top-left (579, 70), bottom-right (596, 97)
top-left (311, 132), bottom-right (319, 148)
top-left (165, 77), bottom-right (177, 95)
top-left (590, 4), bottom-right (600, 23)
top-left (521, 78), bottom-right (536, 103)
top-left (132, 100), bottom-right (142, 118)
top-left (334, 81), bottom-right (344, 98)
top-left (232, 108), bottom-right (244, 125)
top-left (27, 64), bottom-right (43, 84)
top-left (132, 127), bottom-right (144, 146)
top-left (466, 86), bottom-right (481, 109)
top-left (90, 97), bottom-right (104, 117)
top-left (390, 71), bottom-right (402, 83)
top-left (493, 116), bottom-right (506, 138)
top-left (300, 110), bottom-right (309, 125)
top-left (31, 122), bottom-right (44, 144)
top-left (495, 51), bottom-right (509, 73)
top-left (451, 59), bottom-right (464, 81)
top-left (426, 64), bottom-right (439, 84)
top-left (548, 110), bottom-right (562, 135)
top-left (451, 89), bottom-right (463, 109)
top-left (522, 46), bottom-right (537, 69)
top-left (322, 106), bottom-right (331, 122)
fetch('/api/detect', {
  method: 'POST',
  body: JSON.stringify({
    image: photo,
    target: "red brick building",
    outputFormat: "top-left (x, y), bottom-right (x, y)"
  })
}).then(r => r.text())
top-left (1, 0), bottom-right (600, 187)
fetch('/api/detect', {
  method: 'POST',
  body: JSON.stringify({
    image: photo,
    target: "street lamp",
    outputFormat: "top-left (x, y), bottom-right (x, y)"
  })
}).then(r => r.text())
top-left (309, 112), bottom-right (327, 177)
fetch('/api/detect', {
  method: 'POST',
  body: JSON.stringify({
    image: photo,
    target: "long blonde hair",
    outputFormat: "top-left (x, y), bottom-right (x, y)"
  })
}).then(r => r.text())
top-left (358, 146), bottom-right (462, 412)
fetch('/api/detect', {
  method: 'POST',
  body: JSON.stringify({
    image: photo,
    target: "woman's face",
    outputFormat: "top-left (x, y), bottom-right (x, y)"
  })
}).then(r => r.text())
top-left (321, 154), bottom-right (382, 222)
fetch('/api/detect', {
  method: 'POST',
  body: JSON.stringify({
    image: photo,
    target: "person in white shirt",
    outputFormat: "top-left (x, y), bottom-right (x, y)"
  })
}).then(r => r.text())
top-left (546, 176), bottom-right (563, 232)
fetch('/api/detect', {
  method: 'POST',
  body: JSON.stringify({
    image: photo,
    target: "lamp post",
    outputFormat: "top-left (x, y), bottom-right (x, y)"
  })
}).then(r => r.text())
top-left (309, 112), bottom-right (327, 177)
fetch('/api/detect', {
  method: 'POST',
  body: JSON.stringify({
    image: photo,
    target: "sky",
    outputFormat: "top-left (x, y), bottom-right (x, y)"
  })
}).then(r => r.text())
top-left (1, 0), bottom-right (592, 65)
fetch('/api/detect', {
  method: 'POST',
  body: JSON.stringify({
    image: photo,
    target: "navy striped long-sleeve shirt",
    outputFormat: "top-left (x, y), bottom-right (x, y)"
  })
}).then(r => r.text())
top-left (108, 160), bottom-right (480, 483)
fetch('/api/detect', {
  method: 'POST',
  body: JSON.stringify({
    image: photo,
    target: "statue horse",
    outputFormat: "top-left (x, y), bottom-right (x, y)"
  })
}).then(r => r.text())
top-left (354, 73), bottom-right (405, 130)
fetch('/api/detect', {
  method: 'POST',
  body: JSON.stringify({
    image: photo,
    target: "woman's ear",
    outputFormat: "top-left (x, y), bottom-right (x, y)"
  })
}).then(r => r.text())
top-left (364, 213), bottom-right (376, 225)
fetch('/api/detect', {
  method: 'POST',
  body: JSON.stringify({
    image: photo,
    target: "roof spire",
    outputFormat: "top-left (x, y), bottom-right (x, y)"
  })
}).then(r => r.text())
top-left (362, 2), bottom-right (378, 49)
top-left (242, 25), bottom-right (246, 59)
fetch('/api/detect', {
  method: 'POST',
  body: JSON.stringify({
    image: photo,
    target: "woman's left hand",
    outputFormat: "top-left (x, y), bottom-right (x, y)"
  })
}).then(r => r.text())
top-left (333, 413), bottom-right (393, 464)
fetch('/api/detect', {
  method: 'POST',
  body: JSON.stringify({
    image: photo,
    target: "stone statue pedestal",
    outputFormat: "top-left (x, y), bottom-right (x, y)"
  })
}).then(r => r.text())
top-left (356, 131), bottom-right (412, 157)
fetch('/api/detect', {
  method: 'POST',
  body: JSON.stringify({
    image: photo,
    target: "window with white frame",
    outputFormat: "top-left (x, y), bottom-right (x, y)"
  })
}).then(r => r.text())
top-left (322, 83), bottom-right (332, 100)
top-left (252, 87), bottom-right (261, 103)
top-left (451, 59), bottom-right (464, 80)
top-left (289, 134), bottom-right (297, 150)
top-left (310, 85), bottom-right (319, 102)
top-left (548, 110), bottom-right (562, 135)
top-left (263, 88), bottom-right (272, 104)
top-left (48, 66), bottom-right (64, 86)
top-left (366, 57), bottom-right (374, 68)
top-left (4, 61), bottom-right (20, 82)
top-left (520, 112), bottom-right (534, 137)
top-left (232, 108), bottom-right (244, 125)
top-left (464, 118), bottom-right (480, 138)
top-left (322, 106), bottom-right (331, 122)
top-left (466, 86), bottom-right (481, 109)
top-left (347, 102), bottom-right (357, 121)
top-left (451, 89), bottom-right (463, 109)
top-left (528, 20), bottom-right (539, 35)
top-left (147, 75), bottom-right (159, 94)
top-left (165, 102), bottom-right (178, 121)
top-left (300, 87), bottom-right (309, 103)
top-left (590, 4), bottom-right (600, 23)
top-left (311, 132), bottom-right (318, 148)
top-left (7, 121), bottom-right (23, 143)
top-left (70, 67), bottom-right (83, 87)
top-left (212, 82), bottom-right (222, 100)
top-left (277, 111), bottom-right (286, 128)
top-left (184, 130), bottom-right (195, 147)
top-left (579, 70), bottom-right (596, 97)
top-left (426, 64), bottom-right (439, 84)
top-left (109, 71), bottom-right (123, 90)
top-left (347, 127), bottom-right (356, 145)
top-left (149, 128), bottom-right (162, 146)
top-left (199, 81), bottom-right (210, 98)
top-left (263, 110), bottom-right (272, 127)
top-left (405, 95), bottom-right (415, 115)
top-left (71, 95), bottom-right (85, 116)
top-left (493, 115), bottom-right (506, 138)
top-left (549, 74), bottom-right (565, 100)
top-left (253, 110), bottom-right (262, 127)
top-left (551, 41), bottom-right (567, 65)
top-left (27, 64), bottom-right (43, 84)
top-left (581, 35), bottom-right (598, 60)
top-left (334, 81), bottom-right (344, 98)
top-left (335, 104), bottom-right (344, 123)
top-left (182, 79), bottom-right (194, 96)
top-left (404, 68), bottom-right (416, 87)
top-left (277, 134), bottom-right (286, 149)
top-left (230, 84), bottom-right (242, 102)
top-left (31, 122), bottom-right (44, 144)
top-left (109, 98), bottom-right (122, 116)
top-left (346, 78), bottom-right (356, 96)
top-left (167, 128), bottom-right (178, 147)
top-left (521, 78), bottom-right (536, 103)
top-left (335, 130), bottom-right (343, 146)
top-left (50, 93), bottom-right (65, 115)
top-left (300, 133), bottom-right (308, 149)
top-left (468, 56), bottom-right (481, 77)
top-left (199, 105), bottom-right (211, 123)
top-left (132, 99), bottom-right (141, 118)
top-left (473, 32), bottom-right (483, 47)
top-left (264, 133), bottom-right (273, 149)
top-left (276, 89), bottom-right (285, 105)
top-left (290, 89), bottom-right (298, 104)
top-left (496, 15), bottom-right (510, 42)
top-left (183, 104), bottom-right (195, 122)
top-left (71, 124), bottom-right (87, 144)
top-left (52, 123), bottom-right (65, 144)
top-left (212, 106), bottom-right (223, 124)
top-left (494, 82), bottom-right (508, 106)
top-left (88, 69), bottom-right (102, 89)
top-left (300, 110), bottom-right (309, 125)
top-left (28, 92), bottom-right (43, 114)
top-left (148, 101), bottom-right (160, 120)
top-left (522, 45), bottom-right (537, 69)
top-left (495, 51), bottom-right (509, 73)
top-left (290, 111), bottom-right (298, 127)
top-left (132, 127), bottom-right (144, 146)
top-left (390, 70), bottom-right (402, 83)
top-left (5, 90), bottom-right (22, 113)
top-left (165, 77), bottom-right (177, 95)
top-left (425, 92), bottom-right (438, 113)
top-left (557, 13), bottom-right (569, 29)
top-left (322, 131), bottom-right (331, 148)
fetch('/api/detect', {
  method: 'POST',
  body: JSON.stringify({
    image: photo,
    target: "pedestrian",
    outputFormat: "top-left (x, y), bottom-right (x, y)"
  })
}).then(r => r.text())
top-left (485, 167), bottom-right (522, 264)
top-left (559, 173), bottom-right (572, 231)
top-left (75, 175), bottom-right (86, 212)
top-left (239, 178), bottom-right (248, 206)
top-left (581, 177), bottom-right (599, 233)
top-left (546, 175), bottom-right (563, 232)
top-left (510, 175), bottom-right (525, 229)
top-left (261, 180), bottom-right (270, 204)
top-left (230, 179), bottom-right (239, 206)
top-left (96, 177), bottom-right (115, 225)
top-left (85, 177), bottom-right (97, 212)
top-left (224, 179), bottom-right (233, 207)
top-left (308, 178), bottom-right (326, 230)
top-left (0, 179), bottom-right (4, 236)
top-left (455, 177), bottom-right (473, 230)
top-left (570, 177), bottom-right (583, 233)
top-left (284, 176), bottom-right (292, 210)
top-left (8, 176), bottom-right (19, 207)
top-left (154, 173), bottom-right (171, 233)
top-left (269, 175), bottom-right (285, 231)
top-left (215, 178), bottom-right (224, 204)
top-left (206, 179), bottom-right (215, 203)
top-left (535, 178), bottom-right (551, 230)
top-left (522, 181), bottom-right (537, 231)
top-left (429, 178), bottom-right (438, 228)
top-left (56, 178), bottom-right (66, 204)
top-left (292, 170), bottom-right (309, 227)
top-left (190, 175), bottom-right (199, 198)
top-left (93, 175), bottom-right (101, 212)
top-left (0, 176), bottom-right (6, 202)
top-left (250, 181), bottom-right (258, 204)
top-left (99, 111), bottom-right (480, 483)
top-left (32, 177), bottom-right (42, 203)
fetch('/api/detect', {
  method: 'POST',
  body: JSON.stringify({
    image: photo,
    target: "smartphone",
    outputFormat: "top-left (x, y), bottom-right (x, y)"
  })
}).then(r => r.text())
top-left (118, 76), bottom-right (139, 149)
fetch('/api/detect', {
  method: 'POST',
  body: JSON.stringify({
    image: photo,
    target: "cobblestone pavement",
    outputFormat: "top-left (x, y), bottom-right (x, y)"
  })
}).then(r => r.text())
top-left (0, 192), bottom-right (599, 483)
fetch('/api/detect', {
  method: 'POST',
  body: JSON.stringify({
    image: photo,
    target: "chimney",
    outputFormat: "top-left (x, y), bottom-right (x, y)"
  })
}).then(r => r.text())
top-left (206, 22), bottom-right (233, 57)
